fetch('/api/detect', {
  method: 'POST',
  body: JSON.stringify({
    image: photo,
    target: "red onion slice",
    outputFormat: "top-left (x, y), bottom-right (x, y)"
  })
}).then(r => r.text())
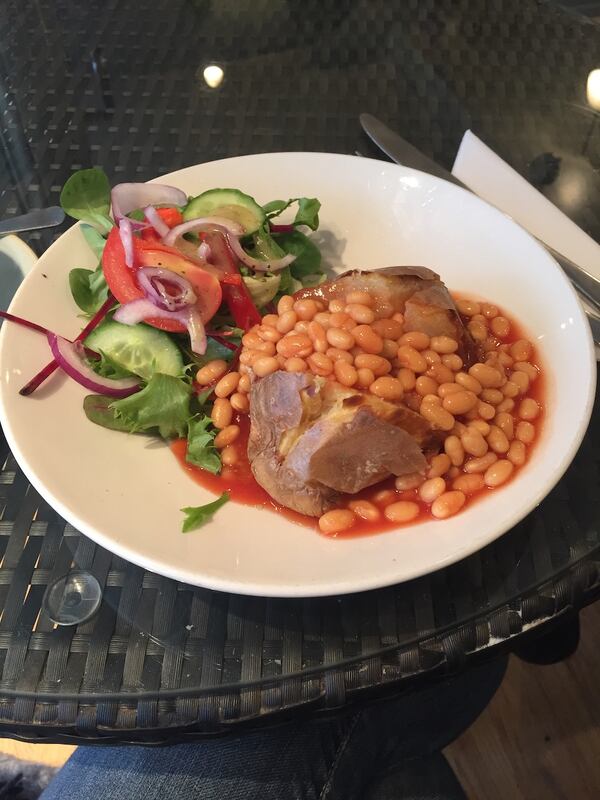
top-left (47, 334), bottom-right (140, 398)
top-left (137, 267), bottom-right (196, 311)
top-left (143, 205), bottom-right (170, 238)
top-left (119, 218), bottom-right (134, 268)
top-left (111, 183), bottom-right (187, 222)
top-left (226, 234), bottom-right (296, 272)
top-left (114, 299), bottom-right (207, 355)
top-left (197, 241), bottom-right (211, 260)
top-left (162, 216), bottom-right (244, 246)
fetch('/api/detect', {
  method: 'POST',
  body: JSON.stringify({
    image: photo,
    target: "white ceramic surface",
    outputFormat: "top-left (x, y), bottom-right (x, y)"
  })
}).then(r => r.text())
top-left (0, 153), bottom-right (596, 597)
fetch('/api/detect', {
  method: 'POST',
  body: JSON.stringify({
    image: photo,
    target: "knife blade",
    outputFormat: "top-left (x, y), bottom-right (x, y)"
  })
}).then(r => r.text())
top-left (359, 113), bottom-right (600, 316)
top-left (0, 206), bottom-right (65, 236)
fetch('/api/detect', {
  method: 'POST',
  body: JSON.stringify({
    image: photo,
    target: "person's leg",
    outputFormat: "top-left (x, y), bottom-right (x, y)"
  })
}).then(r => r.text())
top-left (42, 656), bottom-right (506, 800)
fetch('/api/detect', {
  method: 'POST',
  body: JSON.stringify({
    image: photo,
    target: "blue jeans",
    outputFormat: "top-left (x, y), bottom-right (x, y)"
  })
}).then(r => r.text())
top-left (42, 656), bottom-right (507, 800)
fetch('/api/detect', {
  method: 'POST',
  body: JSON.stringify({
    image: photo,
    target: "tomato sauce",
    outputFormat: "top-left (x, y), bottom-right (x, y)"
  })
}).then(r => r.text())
top-left (172, 295), bottom-right (545, 539)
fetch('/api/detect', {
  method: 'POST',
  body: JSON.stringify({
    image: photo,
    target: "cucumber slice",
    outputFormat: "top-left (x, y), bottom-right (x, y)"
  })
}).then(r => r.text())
top-left (183, 188), bottom-right (265, 235)
top-left (85, 320), bottom-right (184, 381)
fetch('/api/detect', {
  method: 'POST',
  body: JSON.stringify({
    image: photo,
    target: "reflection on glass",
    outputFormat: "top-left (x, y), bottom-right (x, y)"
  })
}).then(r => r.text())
top-left (586, 69), bottom-right (600, 111)
top-left (203, 65), bottom-right (224, 89)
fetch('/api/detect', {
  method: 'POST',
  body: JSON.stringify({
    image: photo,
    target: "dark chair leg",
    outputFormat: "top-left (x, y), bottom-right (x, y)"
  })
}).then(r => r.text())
top-left (512, 611), bottom-right (580, 665)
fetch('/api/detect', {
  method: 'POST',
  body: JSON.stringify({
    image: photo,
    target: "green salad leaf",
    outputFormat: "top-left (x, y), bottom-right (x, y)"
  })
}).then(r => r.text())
top-left (83, 394), bottom-right (142, 433)
top-left (81, 224), bottom-right (108, 259)
top-left (262, 197), bottom-right (320, 230)
top-left (181, 492), bottom-right (230, 533)
top-left (60, 168), bottom-right (113, 233)
top-left (109, 373), bottom-right (192, 439)
top-left (69, 265), bottom-right (109, 315)
top-left (273, 230), bottom-right (322, 281)
top-left (186, 416), bottom-right (221, 474)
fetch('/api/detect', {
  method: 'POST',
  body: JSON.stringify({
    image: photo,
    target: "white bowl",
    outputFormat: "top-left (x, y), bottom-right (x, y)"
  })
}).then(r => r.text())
top-left (0, 153), bottom-right (595, 597)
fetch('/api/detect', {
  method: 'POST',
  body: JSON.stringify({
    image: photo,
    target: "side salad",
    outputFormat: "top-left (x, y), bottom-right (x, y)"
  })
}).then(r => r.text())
top-left (2, 168), bottom-right (325, 531)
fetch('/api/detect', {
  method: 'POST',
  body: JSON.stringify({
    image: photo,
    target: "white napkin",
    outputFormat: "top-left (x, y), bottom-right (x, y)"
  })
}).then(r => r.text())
top-left (452, 130), bottom-right (600, 356)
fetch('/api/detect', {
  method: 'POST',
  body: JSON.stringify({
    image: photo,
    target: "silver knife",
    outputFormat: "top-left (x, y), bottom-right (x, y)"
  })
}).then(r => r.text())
top-left (0, 206), bottom-right (65, 236)
top-left (360, 113), bottom-right (600, 316)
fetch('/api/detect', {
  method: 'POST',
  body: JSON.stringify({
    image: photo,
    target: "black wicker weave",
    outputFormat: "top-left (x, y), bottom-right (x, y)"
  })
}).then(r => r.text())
top-left (0, 0), bottom-right (598, 742)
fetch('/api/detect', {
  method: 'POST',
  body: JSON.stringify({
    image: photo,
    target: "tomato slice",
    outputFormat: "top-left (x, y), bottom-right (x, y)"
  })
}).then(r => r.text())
top-left (140, 206), bottom-right (184, 240)
top-left (102, 227), bottom-right (222, 332)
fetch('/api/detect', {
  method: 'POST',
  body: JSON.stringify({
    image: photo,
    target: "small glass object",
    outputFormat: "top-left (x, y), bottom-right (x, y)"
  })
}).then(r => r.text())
top-left (42, 571), bottom-right (102, 626)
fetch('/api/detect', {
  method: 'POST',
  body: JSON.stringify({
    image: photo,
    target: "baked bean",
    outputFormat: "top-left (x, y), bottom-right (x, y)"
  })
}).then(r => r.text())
top-left (238, 373), bottom-right (251, 393)
top-left (468, 321), bottom-right (488, 342)
top-left (456, 298), bottom-right (481, 317)
top-left (353, 325), bottom-right (383, 354)
top-left (399, 331), bottom-right (430, 350)
top-left (444, 435), bottom-right (465, 467)
top-left (420, 401), bottom-right (455, 431)
top-left (508, 439), bottom-right (526, 466)
top-left (518, 398), bottom-right (540, 420)
top-left (494, 412), bottom-right (514, 440)
top-left (328, 299), bottom-right (345, 313)
top-left (471, 314), bottom-right (487, 325)
top-left (375, 302), bottom-right (394, 319)
top-left (427, 363), bottom-right (455, 385)
top-left (196, 359), bottom-right (228, 385)
top-left (487, 425), bottom-right (510, 454)
top-left (308, 321), bottom-right (327, 352)
top-left (480, 388), bottom-right (503, 406)
top-left (481, 303), bottom-right (498, 319)
top-left (345, 290), bottom-right (374, 307)
top-left (428, 453), bottom-right (452, 478)
top-left (319, 509), bottom-right (356, 534)
top-left (276, 355), bottom-right (286, 369)
top-left (397, 368), bottom-right (416, 392)
top-left (276, 310), bottom-right (298, 334)
top-left (437, 382), bottom-right (462, 398)
top-left (330, 312), bottom-right (355, 331)
top-left (262, 314), bottom-right (279, 327)
top-left (355, 354), bottom-right (392, 376)
top-left (357, 367), bottom-right (375, 388)
top-left (348, 499), bottom-right (381, 522)
top-left (419, 477), bottom-right (446, 503)
top-left (314, 312), bottom-right (331, 328)
top-left (510, 339), bottom-right (533, 362)
top-left (497, 351), bottom-right (514, 369)
top-left (373, 489), bottom-right (397, 506)
top-left (422, 349), bottom-right (442, 366)
top-left (431, 491), bottom-right (466, 519)
top-left (510, 370), bottom-right (529, 394)
top-left (452, 474), bottom-right (485, 494)
top-left (430, 335), bottom-right (458, 354)
top-left (490, 316), bottom-right (510, 338)
top-left (455, 372), bottom-right (482, 394)
top-left (502, 380), bottom-right (519, 398)
top-left (211, 398), bottom-right (233, 429)
top-left (397, 345), bottom-right (428, 373)
top-left (513, 361), bottom-right (538, 381)
top-left (381, 339), bottom-right (398, 360)
top-left (468, 419), bottom-right (491, 436)
top-left (372, 318), bottom-right (404, 339)
top-left (325, 348), bottom-right (351, 365)
top-left (515, 420), bottom-right (535, 444)
top-left (285, 357), bottom-right (308, 373)
top-left (240, 351), bottom-right (258, 367)
top-left (221, 444), bottom-right (239, 467)
top-left (334, 360), bottom-right (358, 387)
top-left (257, 326), bottom-right (281, 343)
top-left (370, 376), bottom-right (404, 401)
top-left (392, 312), bottom-right (405, 323)
top-left (478, 402), bottom-right (496, 421)
top-left (214, 425), bottom-right (240, 449)
top-left (461, 428), bottom-right (488, 457)
top-left (384, 501), bottom-right (420, 523)
top-left (307, 352), bottom-right (333, 376)
top-left (448, 466), bottom-right (461, 479)
top-left (441, 354), bottom-right (463, 371)
top-left (326, 326), bottom-right (355, 351)
top-left (464, 452), bottom-right (498, 473)
top-left (346, 303), bottom-right (375, 324)
top-left (277, 333), bottom-right (313, 359)
top-left (277, 295), bottom-right (294, 314)
top-left (294, 320), bottom-right (310, 335)
top-left (293, 298), bottom-right (319, 320)
top-left (482, 337), bottom-right (498, 353)
top-left (395, 472), bottom-right (424, 491)
top-left (253, 356), bottom-right (279, 377)
top-left (469, 363), bottom-right (503, 388)
top-left (484, 459), bottom-right (514, 487)
top-left (452, 421), bottom-right (468, 437)
top-left (416, 376), bottom-right (439, 397)
top-left (423, 393), bottom-right (442, 405)
top-left (442, 390), bottom-right (478, 415)
top-left (241, 331), bottom-right (262, 349)
top-left (496, 398), bottom-right (515, 413)
top-left (215, 371), bottom-right (240, 398)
